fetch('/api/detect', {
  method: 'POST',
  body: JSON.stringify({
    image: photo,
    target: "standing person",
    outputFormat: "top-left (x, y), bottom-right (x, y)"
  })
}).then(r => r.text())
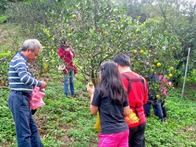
top-left (158, 74), bottom-right (171, 121)
top-left (113, 54), bottom-right (148, 147)
top-left (58, 38), bottom-right (77, 98)
top-left (87, 61), bottom-right (130, 147)
top-left (144, 72), bottom-right (163, 121)
top-left (8, 39), bottom-right (47, 147)
top-left (144, 73), bottom-right (171, 121)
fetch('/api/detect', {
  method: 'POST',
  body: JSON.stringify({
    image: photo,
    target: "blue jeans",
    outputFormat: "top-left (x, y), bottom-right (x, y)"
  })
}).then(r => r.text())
top-left (8, 91), bottom-right (43, 147)
top-left (161, 99), bottom-right (167, 118)
top-left (64, 69), bottom-right (75, 97)
top-left (144, 97), bottom-right (163, 121)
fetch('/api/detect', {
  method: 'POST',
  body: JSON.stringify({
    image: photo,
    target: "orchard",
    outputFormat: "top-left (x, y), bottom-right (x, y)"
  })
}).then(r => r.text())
top-left (1, 0), bottom-right (195, 99)
top-left (0, 0), bottom-right (195, 146)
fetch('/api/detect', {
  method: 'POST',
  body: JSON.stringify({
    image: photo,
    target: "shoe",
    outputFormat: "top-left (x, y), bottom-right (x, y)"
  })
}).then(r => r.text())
top-left (71, 95), bottom-right (76, 98)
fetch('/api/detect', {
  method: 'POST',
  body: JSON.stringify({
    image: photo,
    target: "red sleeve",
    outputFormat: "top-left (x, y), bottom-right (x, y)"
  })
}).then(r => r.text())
top-left (71, 49), bottom-right (75, 58)
top-left (58, 48), bottom-right (65, 59)
top-left (69, 46), bottom-right (75, 58)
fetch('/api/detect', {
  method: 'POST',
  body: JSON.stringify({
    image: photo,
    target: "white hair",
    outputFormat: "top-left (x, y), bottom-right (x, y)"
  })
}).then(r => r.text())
top-left (21, 39), bottom-right (42, 51)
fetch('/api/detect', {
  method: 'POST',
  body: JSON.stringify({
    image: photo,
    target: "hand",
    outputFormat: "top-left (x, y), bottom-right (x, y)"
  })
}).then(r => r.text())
top-left (65, 48), bottom-right (70, 51)
top-left (71, 47), bottom-right (74, 51)
top-left (41, 81), bottom-right (47, 88)
top-left (86, 83), bottom-right (94, 95)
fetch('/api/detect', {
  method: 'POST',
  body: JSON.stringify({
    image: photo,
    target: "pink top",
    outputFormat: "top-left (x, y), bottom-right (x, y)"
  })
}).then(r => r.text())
top-left (158, 74), bottom-right (172, 97)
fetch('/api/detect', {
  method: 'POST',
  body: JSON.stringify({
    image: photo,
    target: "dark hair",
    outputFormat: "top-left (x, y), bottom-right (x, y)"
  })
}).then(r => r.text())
top-left (113, 53), bottom-right (130, 67)
top-left (96, 61), bottom-right (127, 104)
top-left (60, 38), bottom-right (69, 49)
top-left (61, 38), bottom-right (67, 44)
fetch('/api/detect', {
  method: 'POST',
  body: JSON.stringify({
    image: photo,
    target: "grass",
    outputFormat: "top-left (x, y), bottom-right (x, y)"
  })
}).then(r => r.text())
top-left (0, 74), bottom-right (98, 147)
top-left (145, 86), bottom-right (196, 147)
top-left (0, 73), bottom-right (196, 147)
top-left (0, 15), bottom-right (7, 23)
top-left (0, 22), bottom-right (195, 147)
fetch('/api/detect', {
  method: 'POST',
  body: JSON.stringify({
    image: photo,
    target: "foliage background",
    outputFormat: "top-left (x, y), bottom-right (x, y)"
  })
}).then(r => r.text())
top-left (0, 75), bottom-right (196, 146)
top-left (2, 0), bottom-right (195, 85)
top-left (0, 0), bottom-right (196, 146)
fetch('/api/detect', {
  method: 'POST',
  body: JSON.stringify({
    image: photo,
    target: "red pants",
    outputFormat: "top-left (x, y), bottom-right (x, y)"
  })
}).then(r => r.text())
top-left (98, 130), bottom-right (129, 147)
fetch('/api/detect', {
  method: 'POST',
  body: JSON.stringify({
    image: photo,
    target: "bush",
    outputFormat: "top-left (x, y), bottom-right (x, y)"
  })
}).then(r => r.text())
top-left (187, 69), bottom-right (196, 83)
top-left (0, 15), bottom-right (8, 23)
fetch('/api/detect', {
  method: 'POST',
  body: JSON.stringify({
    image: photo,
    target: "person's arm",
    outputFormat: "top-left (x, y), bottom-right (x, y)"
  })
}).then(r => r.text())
top-left (69, 46), bottom-right (75, 58)
top-left (87, 84), bottom-right (98, 115)
top-left (122, 98), bottom-right (130, 116)
top-left (14, 58), bottom-right (45, 88)
top-left (66, 42), bottom-right (75, 58)
top-left (58, 48), bottom-right (65, 59)
top-left (123, 106), bottom-right (130, 116)
top-left (90, 94), bottom-right (98, 115)
top-left (72, 50), bottom-right (75, 58)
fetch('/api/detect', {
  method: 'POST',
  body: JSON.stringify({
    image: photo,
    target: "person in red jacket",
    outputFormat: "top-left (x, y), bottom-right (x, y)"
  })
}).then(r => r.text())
top-left (58, 38), bottom-right (77, 98)
top-left (113, 53), bottom-right (148, 147)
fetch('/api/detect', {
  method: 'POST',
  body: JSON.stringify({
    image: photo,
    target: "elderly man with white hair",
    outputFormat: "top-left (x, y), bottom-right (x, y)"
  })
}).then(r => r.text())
top-left (8, 39), bottom-right (47, 147)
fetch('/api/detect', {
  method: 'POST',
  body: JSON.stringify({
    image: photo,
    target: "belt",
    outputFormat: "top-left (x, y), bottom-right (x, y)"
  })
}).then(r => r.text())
top-left (11, 90), bottom-right (31, 97)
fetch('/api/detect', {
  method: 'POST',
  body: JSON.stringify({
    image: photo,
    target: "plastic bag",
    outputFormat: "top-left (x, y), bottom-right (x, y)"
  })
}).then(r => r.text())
top-left (30, 87), bottom-right (45, 110)
top-left (94, 113), bottom-right (101, 133)
top-left (58, 64), bottom-right (66, 71)
top-left (124, 109), bottom-right (139, 127)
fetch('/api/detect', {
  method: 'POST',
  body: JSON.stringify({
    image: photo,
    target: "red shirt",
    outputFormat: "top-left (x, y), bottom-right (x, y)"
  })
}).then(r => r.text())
top-left (58, 47), bottom-right (76, 74)
top-left (121, 71), bottom-right (148, 127)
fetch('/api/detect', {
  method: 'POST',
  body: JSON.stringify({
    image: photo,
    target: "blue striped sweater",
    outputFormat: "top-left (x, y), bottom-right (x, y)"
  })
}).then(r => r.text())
top-left (8, 52), bottom-right (42, 94)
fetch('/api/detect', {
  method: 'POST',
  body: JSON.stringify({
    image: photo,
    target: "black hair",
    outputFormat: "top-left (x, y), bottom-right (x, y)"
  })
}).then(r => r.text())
top-left (60, 38), bottom-right (69, 49)
top-left (113, 53), bottom-right (130, 67)
top-left (61, 38), bottom-right (67, 44)
top-left (96, 61), bottom-right (127, 104)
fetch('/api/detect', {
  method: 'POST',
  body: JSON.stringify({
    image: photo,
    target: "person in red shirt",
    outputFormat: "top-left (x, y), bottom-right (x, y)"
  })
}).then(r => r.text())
top-left (58, 38), bottom-right (77, 98)
top-left (113, 53), bottom-right (148, 147)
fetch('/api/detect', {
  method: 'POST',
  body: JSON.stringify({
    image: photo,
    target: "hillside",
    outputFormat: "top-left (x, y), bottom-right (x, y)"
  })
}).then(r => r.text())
top-left (0, 23), bottom-right (196, 147)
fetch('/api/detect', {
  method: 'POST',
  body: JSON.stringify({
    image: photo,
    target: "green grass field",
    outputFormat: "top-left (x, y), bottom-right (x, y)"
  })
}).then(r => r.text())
top-left (0, 22), bottom-right (195, 147)
top-left (0, 73), bottom-right (196, 147)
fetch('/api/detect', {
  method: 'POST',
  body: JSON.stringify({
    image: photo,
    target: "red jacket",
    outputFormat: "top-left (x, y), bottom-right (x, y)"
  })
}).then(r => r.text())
top-left (121, 71), bottom-right (148, 127)
top-left (58, 47), bottom-right (77, 74)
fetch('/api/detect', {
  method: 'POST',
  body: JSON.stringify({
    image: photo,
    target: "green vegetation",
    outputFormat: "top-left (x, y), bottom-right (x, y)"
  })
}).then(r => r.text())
top-left (0, 0), bottom-right (195, 146)
top-left (3, 0), bottom-right (195, 86)
top-left (0, 23), bottom-right (24, 86)
top-left (0, 74), bottom-right (195, 146)
top-left (0, 15), bottom-right (7, 23)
